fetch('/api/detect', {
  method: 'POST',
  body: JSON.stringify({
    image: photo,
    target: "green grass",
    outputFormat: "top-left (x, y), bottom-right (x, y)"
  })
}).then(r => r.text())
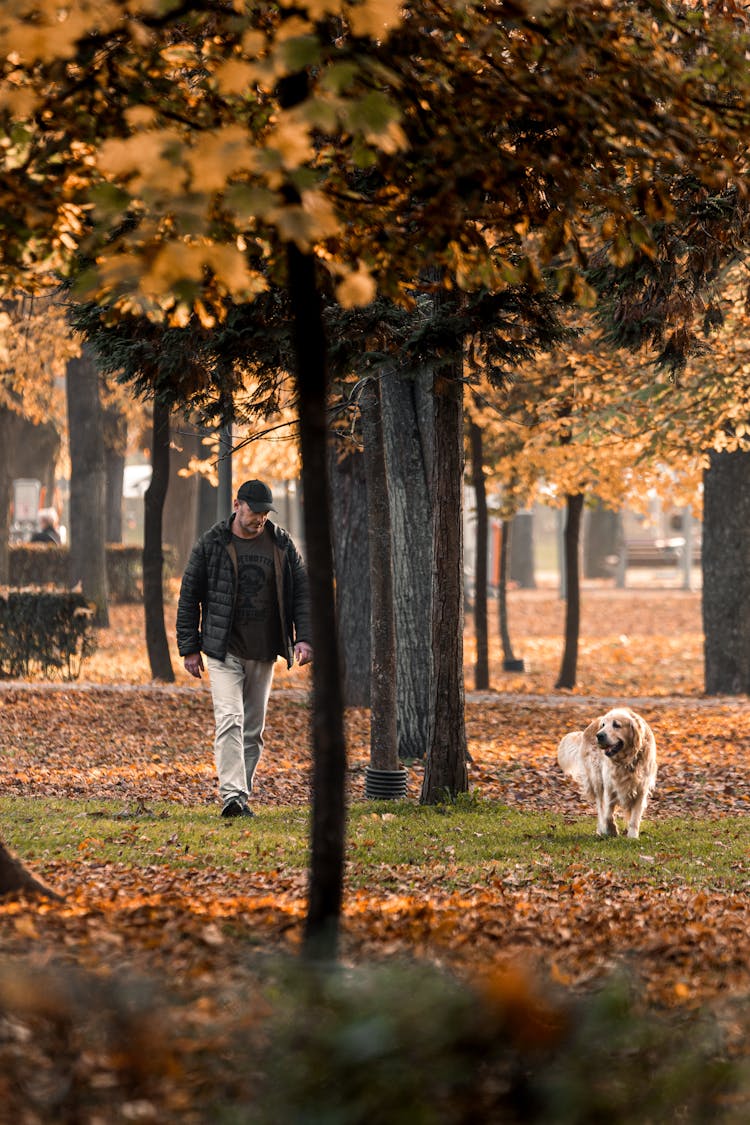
top-left (1, 795), bottom-right (747, 892)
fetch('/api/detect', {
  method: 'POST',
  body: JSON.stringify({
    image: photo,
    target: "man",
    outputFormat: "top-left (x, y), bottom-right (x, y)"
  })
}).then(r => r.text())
top-left (176, 479), bottom-right (313, 818)
top-left (30, 508), bottom-right (62, 545)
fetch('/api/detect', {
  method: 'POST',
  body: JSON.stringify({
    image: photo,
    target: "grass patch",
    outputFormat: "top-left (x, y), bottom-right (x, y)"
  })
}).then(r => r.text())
top-left (1, 795), bottom-right (746, 891)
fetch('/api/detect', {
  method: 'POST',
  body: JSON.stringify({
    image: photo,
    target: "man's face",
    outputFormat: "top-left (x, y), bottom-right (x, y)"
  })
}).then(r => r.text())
top-left (233, 499), bottom-right (269, 539)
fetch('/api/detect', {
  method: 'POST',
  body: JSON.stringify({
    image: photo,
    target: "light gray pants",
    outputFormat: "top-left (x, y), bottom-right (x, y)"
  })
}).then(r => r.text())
top-left (206, 653), bottom-right (275, 808)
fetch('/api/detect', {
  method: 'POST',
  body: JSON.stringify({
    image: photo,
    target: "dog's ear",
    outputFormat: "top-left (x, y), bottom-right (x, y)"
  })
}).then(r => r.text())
top-left (626, 709), bottom-right (647, 755)
top-left (583, 716), bottom-right (602, 742)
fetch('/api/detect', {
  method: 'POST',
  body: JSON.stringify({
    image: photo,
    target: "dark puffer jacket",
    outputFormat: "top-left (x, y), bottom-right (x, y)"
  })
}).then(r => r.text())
top-left (176, 516), bottom-right (312, 668)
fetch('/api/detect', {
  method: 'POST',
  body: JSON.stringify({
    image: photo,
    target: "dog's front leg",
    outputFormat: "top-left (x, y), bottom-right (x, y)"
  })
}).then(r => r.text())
top-left (625, 794), bottom-right (648, 838)
top-left (596, 790), bottom-right (618, 837)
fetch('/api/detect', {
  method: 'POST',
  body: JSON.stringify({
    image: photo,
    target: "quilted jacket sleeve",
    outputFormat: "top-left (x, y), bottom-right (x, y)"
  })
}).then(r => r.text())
top-left (289, 543), bottom-right (312, 646)
top-left (176, 539), bottom-right (207, 656)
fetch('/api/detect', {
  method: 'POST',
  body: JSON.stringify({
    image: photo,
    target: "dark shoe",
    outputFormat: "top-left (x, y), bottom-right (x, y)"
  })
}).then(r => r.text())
top-left (220, 799), bottom-right (254, 819)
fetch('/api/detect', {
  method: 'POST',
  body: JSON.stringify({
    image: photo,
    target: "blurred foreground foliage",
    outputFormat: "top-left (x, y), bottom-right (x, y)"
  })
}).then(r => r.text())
top-left (0, 956), bottom-right (745, 1123)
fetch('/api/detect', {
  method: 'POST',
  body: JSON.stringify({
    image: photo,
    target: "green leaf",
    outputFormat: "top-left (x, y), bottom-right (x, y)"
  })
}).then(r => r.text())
top-left (279, 36), bottom-right (321, 72)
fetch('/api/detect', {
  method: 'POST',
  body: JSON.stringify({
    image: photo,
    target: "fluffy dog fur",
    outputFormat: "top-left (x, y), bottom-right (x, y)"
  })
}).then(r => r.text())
top-left (557, 707), bottom-right (657, 838)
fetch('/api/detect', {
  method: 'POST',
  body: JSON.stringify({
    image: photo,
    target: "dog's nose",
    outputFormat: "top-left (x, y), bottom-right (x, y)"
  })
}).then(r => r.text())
top-left (596, 731), bottom-right (607, 745)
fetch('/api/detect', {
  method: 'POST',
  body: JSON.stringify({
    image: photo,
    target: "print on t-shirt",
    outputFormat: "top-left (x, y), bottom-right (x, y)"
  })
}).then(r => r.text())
top-left (228, 529), bottom-right (281, 661)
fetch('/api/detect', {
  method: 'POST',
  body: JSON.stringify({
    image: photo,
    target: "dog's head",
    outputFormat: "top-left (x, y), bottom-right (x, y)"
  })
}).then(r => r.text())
top-left (595, 708), bottom-right (648, 762)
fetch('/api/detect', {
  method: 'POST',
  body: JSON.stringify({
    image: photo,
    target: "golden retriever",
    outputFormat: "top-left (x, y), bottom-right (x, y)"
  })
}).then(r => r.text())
top-left (557, 708), bottom-right (657, 838)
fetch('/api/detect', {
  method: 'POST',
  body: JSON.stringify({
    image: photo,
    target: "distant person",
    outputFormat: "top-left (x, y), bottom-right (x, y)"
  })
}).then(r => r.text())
top-left (176, 479), bottom-right (313, 819)
top-left (30, 508), bottom-right (61, 546)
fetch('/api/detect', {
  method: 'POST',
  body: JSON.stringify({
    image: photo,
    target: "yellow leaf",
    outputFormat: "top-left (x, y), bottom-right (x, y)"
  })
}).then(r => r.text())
top-left (143, 243), bottom-right (205, 297)
top-left (347, 0), bottom-right (403, 38)
top-left (213, 58), bottom-right (260, 97)
top-left (336, 265), bottom-right (376, 308)
top-left (186, 126), bottom-right (257, 193)
top-left (265, 116), bottom-right (314, 170)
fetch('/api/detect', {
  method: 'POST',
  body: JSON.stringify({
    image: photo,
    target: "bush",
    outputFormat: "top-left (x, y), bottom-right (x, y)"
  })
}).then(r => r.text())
top-left (9, 544), bottom-right (176, 603)
top-left (248, 963), bottom-right (747, 1124)
top-left (0, 589), bottom-right (97, 680)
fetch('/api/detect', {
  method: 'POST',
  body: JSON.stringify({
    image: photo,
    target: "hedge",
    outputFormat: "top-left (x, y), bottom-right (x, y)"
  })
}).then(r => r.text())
top-left (0, 589), bottom-right (97, 680)
top-left (9, 544), bottom-right (176, 603)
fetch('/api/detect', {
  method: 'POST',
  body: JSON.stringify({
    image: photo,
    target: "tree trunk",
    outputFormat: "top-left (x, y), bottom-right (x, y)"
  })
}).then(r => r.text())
top-left (499, 519), bottom-right (518, 665)
top-left (13, 418), bottom-right (60, 512)
top-left (0, 841), bottom-right (61, 900)
top-left (703, 449), bottom-right (750, 694)
top-left (555, 493), bottom-right (584, 690)
top-left (143, 398), bottom-right (174, 683)
top-left (360, 376), bottom-right (399, 771)
top-left (102, 398), bottom-right (127, 543)
top-left (469, 422), bottom-right (489, 690)
top-left (329, 445), bottom-right (370, 707)
top-left (163, 422), bottom-right (201, 571)
top-left (217, 410), bottom-right (233, 521)
top-left (584, 498), bottom-right (620, 579)
top-left (421, 363), bottom-right (468, 803)
top-left (380, 368), bottom-right (433, 759)
top-left (509, 510), bottom-right (535, 588)
top-left (66, 346), bottom-right (109, 626)
top-left (287, 242), bottom-right (346, 963)
top-left (0, 407), bottom-right (16, 584)
top-left (196, 467), bottom-right (218, 537)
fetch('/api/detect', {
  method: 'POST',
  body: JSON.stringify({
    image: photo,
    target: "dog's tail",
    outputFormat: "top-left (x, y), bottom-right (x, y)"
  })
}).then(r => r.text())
top-left (557, 732), bottom-right (587, 787)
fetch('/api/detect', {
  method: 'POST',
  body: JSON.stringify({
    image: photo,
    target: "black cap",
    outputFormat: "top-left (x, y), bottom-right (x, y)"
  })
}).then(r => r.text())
top-left (237, 479), bottom-right (276, 513)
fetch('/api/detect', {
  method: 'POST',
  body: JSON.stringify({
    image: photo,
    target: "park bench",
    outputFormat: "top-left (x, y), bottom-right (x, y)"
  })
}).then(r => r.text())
top-left (617, 537), bottom-right (702, 568)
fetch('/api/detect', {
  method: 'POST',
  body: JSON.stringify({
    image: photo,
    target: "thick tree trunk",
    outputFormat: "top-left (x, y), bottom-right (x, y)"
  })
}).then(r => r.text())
top-left (380, 368), bottom-right (433, 759)
top-left (287, 242), bottom-right (346, 962)
top-left (421, 365), bottom-right (468, 803)
top-left (469, 422), bottom-right (489, 690)
top-left (104, 446), bottom-right (125, 544)
top-left (703, 449), bottom-right (750, 694)
top-left (360, 376), bottom-right (399, 772)
top-left (584, 498), bottom-right (620, 579)
top-left (196, 470), bottom-right (218, 537)
top-left (163, 422), bottom-right (201, 571)
top-left (0, 407), bottom-right (16, 584)
top-left (13, 418), bottom-right (60, 511)
top-left (509, 510), bottom-right (536, 588)
top-left (555, 493), bottom-right (584, 690)
top-left (329, 446), bottom-right (370, 707)
top-left (102, 398), bottom-right (127, 543)
top-left (0, 841), bottom-right (61, 900)
top-left (143, 398), bottom-right (174, 683)
top-left (66, 346), bottom-right (109, 626)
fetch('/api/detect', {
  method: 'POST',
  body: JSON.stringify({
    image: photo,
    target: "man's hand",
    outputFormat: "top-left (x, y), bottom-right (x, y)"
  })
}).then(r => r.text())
top-left (184, 653), bottom-right (204, 679)
top-left (294, 642), bottom-right (313, 667)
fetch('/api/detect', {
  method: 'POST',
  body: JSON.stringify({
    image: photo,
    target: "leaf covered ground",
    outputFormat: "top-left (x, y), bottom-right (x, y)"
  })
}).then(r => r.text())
top-left (0, 583), bottom-right (749, 1120)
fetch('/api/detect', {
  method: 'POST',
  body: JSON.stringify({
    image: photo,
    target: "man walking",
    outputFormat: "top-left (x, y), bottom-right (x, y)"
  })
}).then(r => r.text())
top-left (177, 479), bottom-right (312, 818)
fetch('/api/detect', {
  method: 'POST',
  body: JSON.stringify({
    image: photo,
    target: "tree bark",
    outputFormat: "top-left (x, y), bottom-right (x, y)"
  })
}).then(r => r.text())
top-left (421, 364), bottom-right (468, 803)
top-left (102, 398), bottom-right (127, 543)
top-left (499, 519), bottom-right (518, 665)
top-left (703, 449), bottom-right (750, 694)
top-left (380, 368), bottom-right (433, 759)
top-left (66, 346), bottom-right (109, 626)
top-left (143, 398), bottom-right (174, 683)
top-left (0, 407), bottom-right (17, 584)
top-left (584, 498), bottom-right (620, 579)
top-left (287, 242), bottom-right (346, 962)
top-left (163, 421), bottom-right (201, 571)
top-left (360, 376), bottom-right (399, 771)
top-left (329, 445), bottom-right (370, 707)
top-left (509, 510), bottom-right (536, 588)
top-left (469, 421), bottom-right (489, 690)
top-left (0, 841), bottom-right (61, 900)
top-left (555, 493), bottom-right (584, 690)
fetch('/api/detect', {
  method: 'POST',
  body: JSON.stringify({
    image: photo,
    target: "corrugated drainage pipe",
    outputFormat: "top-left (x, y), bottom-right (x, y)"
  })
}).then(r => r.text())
top-left (365, 766), bottom-right (408, 800)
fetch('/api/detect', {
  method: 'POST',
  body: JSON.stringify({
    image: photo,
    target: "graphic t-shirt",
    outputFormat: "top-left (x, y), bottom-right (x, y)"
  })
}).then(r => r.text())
top-left (227, 528), bottom-right (282, 661)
